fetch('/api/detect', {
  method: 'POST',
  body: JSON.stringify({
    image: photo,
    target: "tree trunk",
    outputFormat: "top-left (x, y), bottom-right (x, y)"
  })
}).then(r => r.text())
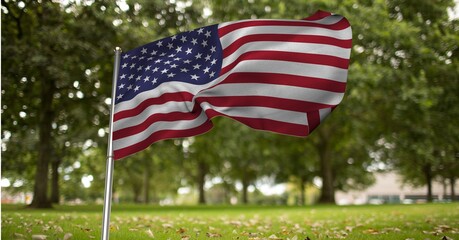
top-left (241, 177), bottom-right (249, 204)
top-left (299, 178), bottom-right (306, 206)
top-left (450, 177), bottom-right (456, 202)
top-left (317, 137), bottom-right (335, 204)
top-left (50, 157), bottom-right (61, 204)
top-left (143, 161), bottom-right (150, 204)
top-left (423, 163), bottom-right (433, 203)
top-left (133, 184), bottom-right (142, 203)
top-left (197, 160), bottom-right (207, 205)
top-left (30, 79), bottom-right (55, 208)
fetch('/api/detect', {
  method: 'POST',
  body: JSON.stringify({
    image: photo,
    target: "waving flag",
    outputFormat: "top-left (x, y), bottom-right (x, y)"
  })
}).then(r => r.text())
top-left (113, 10), bottom-right (352, 159)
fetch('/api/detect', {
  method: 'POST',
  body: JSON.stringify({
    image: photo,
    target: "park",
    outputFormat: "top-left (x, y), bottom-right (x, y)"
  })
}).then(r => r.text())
top-left (2, 0), bottom-right (459, 239)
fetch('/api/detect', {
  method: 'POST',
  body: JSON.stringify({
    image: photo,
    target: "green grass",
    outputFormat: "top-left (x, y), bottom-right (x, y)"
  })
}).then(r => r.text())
top-left (2, 203), bottom-right (458, 239)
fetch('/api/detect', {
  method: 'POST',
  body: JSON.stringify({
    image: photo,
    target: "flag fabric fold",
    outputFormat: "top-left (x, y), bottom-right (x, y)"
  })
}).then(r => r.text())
top-left (113, 10), bottom-right (352, 160)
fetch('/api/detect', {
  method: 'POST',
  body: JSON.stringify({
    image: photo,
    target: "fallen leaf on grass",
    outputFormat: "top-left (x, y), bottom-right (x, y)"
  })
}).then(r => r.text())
top-left (146, 228), bottom-right (154, 238)
top-left (63, 233), bottom-right (73, 240)
top-left (31, 235), bottom-right (47, 240)
top-left (441, 236), bottom-right (453, 240)
top-left (206, 232), bottom-right (222, 237)
top-left (13, 233), bottom-right (25, 239)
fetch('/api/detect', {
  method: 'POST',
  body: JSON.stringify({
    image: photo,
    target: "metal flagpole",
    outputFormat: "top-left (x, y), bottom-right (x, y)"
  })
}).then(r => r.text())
top-left (101, 47), bottom-right (122, 240)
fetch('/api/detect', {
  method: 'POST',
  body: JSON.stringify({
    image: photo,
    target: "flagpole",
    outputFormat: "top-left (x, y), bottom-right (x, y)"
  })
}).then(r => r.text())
top-left (101, 47), bottom-right (122, 240)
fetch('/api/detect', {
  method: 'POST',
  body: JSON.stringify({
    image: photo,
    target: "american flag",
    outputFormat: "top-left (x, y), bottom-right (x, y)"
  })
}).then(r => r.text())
top-left (113, 10), bottom-right (352, 160)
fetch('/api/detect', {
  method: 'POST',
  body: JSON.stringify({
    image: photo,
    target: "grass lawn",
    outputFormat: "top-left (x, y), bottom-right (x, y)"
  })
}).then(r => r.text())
top-left (2, 203), bottom-right (458, 239)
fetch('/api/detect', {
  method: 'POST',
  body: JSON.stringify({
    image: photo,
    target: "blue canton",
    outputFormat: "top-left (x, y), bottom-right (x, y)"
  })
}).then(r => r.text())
top-left (116, 24), bottom-right (222, 104)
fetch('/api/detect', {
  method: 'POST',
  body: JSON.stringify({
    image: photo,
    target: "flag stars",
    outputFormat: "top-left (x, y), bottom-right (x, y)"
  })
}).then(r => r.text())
top-left (155, 59), bottom-right (162, 64)
top-left (145, 65), bottom-right (151, 71)
top-left (127, 85), bottom-right (133, 90)
top-left (161, 69), bottom-right (169, 74)
top-left (171, 35), bottom-right (177, 40)
top-left (180, 35), bottom-right (187, 43)
top-left (164, 60), bottom-right (171, 65)
top-left (122, 63), bottom-right (128, 68)
top-left (136, 76), bottom-right (142, 81)
top-left (144, 76), bottom-right (150, 82)
top-left (195, 53), bottom-right (202, 59)
top-left (201, 40), bottom-right (208, 47)
top-left (193, 63), bottom-right (201, 69)
top-left (167, 72), bottom-right (176, 78)
top-left (141, 48), bottom-right (148, 54)
top-left (117, 94), bottom-right (124, 100)
top-left (210, 59), bottom-right (217, 65)
top-left (203, 67), bottom-right (210, 73)
top-left (150, 50), bottom-right (157, 55)
top-left (120, 74), bottom-right (126, 79)
top-left (170, 63), bottom-right (178, 68)
top-left (137, 66), bottom-right (143, 71)
top-left (118, 83), bottom-right (125, 89)
top-left (204, 31), bottom-right (211, 38)
top-left (129, 74), bottom-right (134, 80)
top-left (180, 68), bottom-right (189, 73)
top-left (134, 86), bottom-right (140, 92)
top-left (130, 63), bottom-right (136, 69)
top-left (160, 53), bottom-right (166, 57)
top-left (156, 41), bottom-right (163, 47)
top-left (191, 74), bottom-right (199, 80)
top-left (152, 78), bottom-right (158, 84)
top-left (185, 48), bottom-right (192, 54)
top-left (183, 59), bottom-right (191, 64)
top-left (175, 46), bottom-right (182, 52)
top-left (205, 55), bottom-right (211, 61)
top-left (123, 54), bottom-right (130, 59)
top-left (210, 46), bottom-right (216, 53)
top-left (167, 43), bottom-right (174, 49)
top-left (209, 71), bottom-right (216, 78)
top-left (152, 67), bottom-right (159, 73)
top-left (197, 28), bottom-right (204, 34)
top-left (191, 38), bottom-right (198, 45)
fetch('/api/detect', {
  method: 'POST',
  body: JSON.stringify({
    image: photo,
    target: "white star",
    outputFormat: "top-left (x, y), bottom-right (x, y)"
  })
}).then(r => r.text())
top-left (183, 59), bottom-right (191, 64)
top-left (136, 76), bottom-right (142, 81)
top-left (209, 71), bottom-right (215, 78)
top-left (122, 63), bottom-right (128, 68)
top-left (174, 57), bottom-right (181, 61)
top-left (161, 69), bottom-right (169, 74)
top-left (128, 74), bottom-right (134, 80)
top-left (144, 76), bottom-right (150, 82)
top-left (156, 41), bottom-right (163, 47)
top-left (117, 94), bottom-right (124, 100)
top-left (210, 59), bottom-right (217, 65)
top-left (139, 56), bottom-right (145, 60)
top-left (141, 48), bottom-right (148, 54)
top-left (193, 64), bottom-right (201, 69)
top-left (210, 46), bottom-right (216, 53)
top-left (131, 55), bottom-right (137, 60)
top-left (176, 46), bottom-right (182, 52)
top-left (127, 85), bottom-right (133, 90)
top-left (118, 83), bottom-right (125, 89)
top-left (120, 74), bottom-right (126, 79)
top-left (167, 73), bottom-right (176, 78)
top-left (167, 43), bottom-right (174, 49)
top-left (180, 68), bottom-right (189, 73)
top-left (205, 55), bottom-right (211, 61)
top-left (152, 78), bottom-right (158, 84)
top-left (160, 53), bottom-right (166, 57)
top-left (197, 28), bottom-right (204, 34)
top-left (191, 38), bottom-right (198, 45)
top-left (137, 66), bottom-right (143, 71)
top-left (134, 86), bottom-right (140, 92)
top-left (201, 40), bottom-right (208, 47)
top-left (191, 74), bottom-right (199, 80)
top-left (145, 65), bottom-right (151, 71)
top-left (171, 35), bottom-right (177, 40)
top-left (203, 67), bottom-right (210, 73)
top-left (195, 53), bottom-right (202, 59)
top-left (170, 64), bottom-right (178, 68)
top-left (152, 67), bottom-right (159, 72)
top-left (155, 59), bottom-right (162, 63)
top-left (123, 54), bottom-right (130, 59)
top-left (150, 50), bottom-right (157, 55)
top-left (205, 31), bottom-right (211, 38)
top-left (185, 48), bottom-right (192, 54)
top-left (164, 60), bottom-right (171, 65)
top-left (168, 54), bottom-right (175, 58)
top-left (180, 36), bottom-right (187, 43)
top-left (130, 63), bottom-right (136, 69)
top-left (147, 57), bottom-right (153, 61)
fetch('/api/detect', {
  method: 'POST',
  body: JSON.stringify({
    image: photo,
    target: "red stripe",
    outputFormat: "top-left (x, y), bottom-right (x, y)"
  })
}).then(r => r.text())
top-left (223, 34), bottom-right (351, 57)
top-left (303, 10), bottom-right (332, 21)
top-left (114, 92), bottom-right (194, 121)
top-left (113, 111), bottom-right (201, 140)
top-left (196, 95), bottom-right (333, 113)
top-left (204, 109), bottom-right (309, 137)
top-left (218, 72), bottom-right (346, 93)
top-left (306, 111), bottom-right (320, 134)
top-left (221, 51), bottom-right (350, 75)
top-left (218, 17), bottom-right (349, 37)
top-left (114, 121), bottom-right (213, 160)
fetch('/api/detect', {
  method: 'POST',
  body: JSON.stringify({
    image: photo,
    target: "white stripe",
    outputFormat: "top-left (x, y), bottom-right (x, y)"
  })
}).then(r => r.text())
top-left (222, 41), bottom-right (351, 68)
top-left (319, 108), bottom-right (332, 122)
top-left (223, 59), bottom-right (348, 83)
top-left (196, 83), bottom-right (344, 106)
top-left (113, 111), bottom-right (209, 150)
top-left (218, 15), bottom-right (344, 29)
top-left (200, 102), bottom-right (307, 125)
top-left (114, 100), bottom-right (193, 131)
top-left (220, 26), bottom-right (351, 49)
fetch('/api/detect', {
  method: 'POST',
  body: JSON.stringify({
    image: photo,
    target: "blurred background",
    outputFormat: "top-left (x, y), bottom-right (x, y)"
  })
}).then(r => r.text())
top-left (1, 0), bottom-right (458, 208)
